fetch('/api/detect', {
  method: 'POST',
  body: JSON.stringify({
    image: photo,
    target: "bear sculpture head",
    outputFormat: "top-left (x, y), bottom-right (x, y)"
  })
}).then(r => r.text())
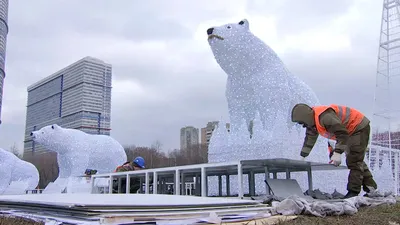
top-left (30, 124), bottom-right (69, 153)
top-left (206, 19), bottom-right (275, 77)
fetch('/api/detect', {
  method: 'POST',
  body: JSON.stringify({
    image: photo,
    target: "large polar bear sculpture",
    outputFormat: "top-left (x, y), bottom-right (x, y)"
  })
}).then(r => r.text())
top-left (206, 19), bottom-right (349, 195)
top-left (207, 19), bottom-right (320, 134)
top-left (31, 124), bottom-right (127, 184)
top-left (0, 148), bottom-right (39, 194)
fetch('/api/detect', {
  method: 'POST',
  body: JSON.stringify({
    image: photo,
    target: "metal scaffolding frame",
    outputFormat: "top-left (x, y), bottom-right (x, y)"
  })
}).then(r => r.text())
top-left (90, 158), bottom-right (347, 198)
top-left (370, 0), bottom-right (400, 195)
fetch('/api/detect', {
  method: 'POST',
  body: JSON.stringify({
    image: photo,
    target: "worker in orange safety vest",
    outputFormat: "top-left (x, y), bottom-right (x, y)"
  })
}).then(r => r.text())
top-left (291, 103), bottom-right (378, 199)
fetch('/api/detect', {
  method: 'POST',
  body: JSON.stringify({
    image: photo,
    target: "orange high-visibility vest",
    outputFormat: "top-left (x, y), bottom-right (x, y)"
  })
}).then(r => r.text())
top-left (312, 104), bottom-right (364, 140)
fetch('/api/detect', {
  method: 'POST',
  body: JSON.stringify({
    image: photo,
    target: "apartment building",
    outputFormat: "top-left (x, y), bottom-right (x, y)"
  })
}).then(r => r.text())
top-left (23, 56), bottom-right (112, 156)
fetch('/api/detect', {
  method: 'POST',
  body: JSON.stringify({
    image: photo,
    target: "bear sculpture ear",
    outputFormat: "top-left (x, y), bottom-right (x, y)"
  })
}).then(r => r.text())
top-left (238, 19), bottom-right (249, 29)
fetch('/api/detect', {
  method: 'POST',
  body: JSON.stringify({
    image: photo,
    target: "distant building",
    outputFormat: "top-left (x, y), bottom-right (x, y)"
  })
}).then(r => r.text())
top-left (180, 126), bottom-right (199, 150)
top-left (200, 121), bottom-right (230, 146)
top-left (0, 0), bottom-right (9, 124)
top-left (23, 56), bottom-right (112, 156)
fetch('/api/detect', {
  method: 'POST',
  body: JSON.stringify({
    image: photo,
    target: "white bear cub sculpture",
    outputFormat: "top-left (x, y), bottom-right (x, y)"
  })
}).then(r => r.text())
top-left (31, 124), bottom-right (127, 184)
top-left (0, 148), bottom-right (39, 194)
top-left (207, 19), bottom-right (320, 134)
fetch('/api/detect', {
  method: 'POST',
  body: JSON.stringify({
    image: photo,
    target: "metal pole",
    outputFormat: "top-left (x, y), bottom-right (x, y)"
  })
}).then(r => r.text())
top-left (237, 163), bottom-right (243, 199)
top-left (175, 169), bottom-right (180, 195)
top-left (395, 151), bottom-right (399, 195)
top-left (201, 167), bottom-right (206, 197)
top-left (126, 174), bottom-right (130, 193)
top-left (153, 172), bottom-right (158, 194)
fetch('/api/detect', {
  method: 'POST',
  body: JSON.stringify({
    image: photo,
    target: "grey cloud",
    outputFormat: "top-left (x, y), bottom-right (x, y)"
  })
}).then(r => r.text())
top-left (0, 0), bottom-right (385, 153)
top-left (9, 0), bottom-right (235, 41)
top-left (284, 51), bottom-right (376, 119)
top-left (0, 124), bottom-right (23, 151)
top-left (111, 69), bottom-right (229, 149)
top-left (10, 1), bottom-right (190, 41)
top-left (108, 48), bottom-right (229, 149)
top-left (246, 0), bottom-right (355, 35)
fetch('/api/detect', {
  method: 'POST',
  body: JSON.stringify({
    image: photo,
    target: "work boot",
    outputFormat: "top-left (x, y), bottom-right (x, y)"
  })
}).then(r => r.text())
top-left (343, 191), bottom-right (359, 199)
top-left (363, 186), bottom-right (382, 198)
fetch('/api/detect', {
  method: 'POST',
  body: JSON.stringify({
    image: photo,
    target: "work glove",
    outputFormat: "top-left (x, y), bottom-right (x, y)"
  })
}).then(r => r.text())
top-left (329, 152), bottom-right (342, 166)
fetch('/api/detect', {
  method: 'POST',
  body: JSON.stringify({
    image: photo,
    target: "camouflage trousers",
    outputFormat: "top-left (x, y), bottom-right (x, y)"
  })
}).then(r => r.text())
top-left (345, 124), bottom-right (377, 193)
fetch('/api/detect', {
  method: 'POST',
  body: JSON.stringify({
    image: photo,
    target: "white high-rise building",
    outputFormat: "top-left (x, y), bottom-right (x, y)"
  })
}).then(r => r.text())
top-left (23, 56), bottom-right (112, 156)
top-left (0, 0), bottom-right (9, 125)
top-left (180, 126), bottom-right (199, 150)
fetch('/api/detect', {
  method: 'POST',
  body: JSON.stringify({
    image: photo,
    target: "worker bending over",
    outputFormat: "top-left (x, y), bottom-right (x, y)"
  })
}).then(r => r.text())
top-left (291, 103), bottom-right (378, 199)
top-left (113, 156), bottom-right (145, 193)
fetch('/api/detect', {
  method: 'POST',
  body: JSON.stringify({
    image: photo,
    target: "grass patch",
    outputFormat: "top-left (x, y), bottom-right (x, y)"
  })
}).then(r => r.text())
top-left (0, 216), bottom-right (44, 225)
top-left (0, 203), bottom-right (399, 225)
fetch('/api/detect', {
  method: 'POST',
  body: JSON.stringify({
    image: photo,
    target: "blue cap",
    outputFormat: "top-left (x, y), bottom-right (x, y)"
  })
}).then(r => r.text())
top-left (133, 156), bottom-right (145, 168)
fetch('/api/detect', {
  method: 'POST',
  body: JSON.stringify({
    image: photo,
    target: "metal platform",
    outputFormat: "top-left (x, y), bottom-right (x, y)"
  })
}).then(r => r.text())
top-left (91, 158), bottom-right (347, 198)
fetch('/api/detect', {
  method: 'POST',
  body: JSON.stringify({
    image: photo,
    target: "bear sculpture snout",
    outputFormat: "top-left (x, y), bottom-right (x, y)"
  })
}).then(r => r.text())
top-left (207, 27), bottom-right (214, 35)
top-left (30, 132), bottom-right (33, 136)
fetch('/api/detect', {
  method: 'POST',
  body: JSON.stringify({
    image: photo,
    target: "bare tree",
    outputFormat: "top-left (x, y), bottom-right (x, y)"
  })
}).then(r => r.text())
top-left (120, 141), bottom-right (209, 169)
top-left (24, 151), bottom-right (59, 188)
top-left (9, 143), bottom-right (21, 158)
top-left (151, 140), bottom-right (163, 152)
top-left (124, 145), bottom-right (136, 161)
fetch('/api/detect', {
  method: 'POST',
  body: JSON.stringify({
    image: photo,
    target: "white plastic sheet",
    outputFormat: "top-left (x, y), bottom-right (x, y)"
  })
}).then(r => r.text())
top-left (270, 194), bottom-right (397, 218)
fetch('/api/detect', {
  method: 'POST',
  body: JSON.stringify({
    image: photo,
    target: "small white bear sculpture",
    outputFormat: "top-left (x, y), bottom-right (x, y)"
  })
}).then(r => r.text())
top-left (31, 124), bottom-right (127, 184)
top-left (207, 19), bottom-right (320, 133)
top-left (0, 148), bottom-right (39, 194)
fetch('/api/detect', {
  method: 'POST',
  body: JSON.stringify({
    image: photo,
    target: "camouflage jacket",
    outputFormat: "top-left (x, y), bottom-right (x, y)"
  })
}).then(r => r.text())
top-left (114, 161), bottom-right (135, 172)
top-left (301, 109), bottom-right (369, 156)
top-left (113, 161), bottom-right (141, 193)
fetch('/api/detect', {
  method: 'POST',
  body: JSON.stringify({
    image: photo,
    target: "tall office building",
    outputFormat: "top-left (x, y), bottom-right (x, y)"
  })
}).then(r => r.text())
top-left (23, 57), bottom-right (112, 156)
top-left (180, 126), bottom-right (199, 150)
top-left (200, 121), bottom-right (230, 146)
top-left (0, 0), bottom-right (8, 124)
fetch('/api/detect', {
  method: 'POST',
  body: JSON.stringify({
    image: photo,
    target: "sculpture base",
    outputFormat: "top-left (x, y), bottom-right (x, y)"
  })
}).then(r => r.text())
top-left (208, 137), bottom-right (349, 195)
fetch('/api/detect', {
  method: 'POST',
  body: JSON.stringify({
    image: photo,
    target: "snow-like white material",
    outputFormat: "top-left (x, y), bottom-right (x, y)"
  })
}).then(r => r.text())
top-left (31, 124), bottom-right (127, 185)
top-left (65, 177), bottom-right (92, 194)
top-left (0, 148), bottom-right (39, 195)
top-left (206, 18), bottom-right (348, 195)
top-left (0, 193), bottom-right (257, 206)
top-left (93, 178), bottom-right (109, 187)
top-left (43, 177), bottom-right (92, 194)
top-left (372, 155), bottom-right (396, 193)
top-left (271, 194), bottom-right (397, 217)
top-left (2, 181), bottom-right (30, 195)
top-left (42, 182), bottom-right (66, 194)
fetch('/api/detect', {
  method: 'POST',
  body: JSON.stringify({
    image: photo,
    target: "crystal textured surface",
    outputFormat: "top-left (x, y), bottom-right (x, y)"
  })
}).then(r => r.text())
top-left (206, 19), bottom-right (348, 194)
top-left (31, 124), bottom-right (127, 184)
top-left (0, 148), bottom-right (39, 194)
top-left (372, 156), bottom-right (395, 193)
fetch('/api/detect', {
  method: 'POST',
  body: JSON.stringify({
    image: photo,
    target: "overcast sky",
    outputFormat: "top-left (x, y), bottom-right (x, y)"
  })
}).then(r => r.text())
top-left (0, 0), bottom-right (385, 153)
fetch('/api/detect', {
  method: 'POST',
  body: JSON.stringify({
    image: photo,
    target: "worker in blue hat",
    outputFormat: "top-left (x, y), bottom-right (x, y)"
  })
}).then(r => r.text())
top-left (113, 156), bottom-right (146, 193)
top-left (114, 156), bottom-right (145, 172)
